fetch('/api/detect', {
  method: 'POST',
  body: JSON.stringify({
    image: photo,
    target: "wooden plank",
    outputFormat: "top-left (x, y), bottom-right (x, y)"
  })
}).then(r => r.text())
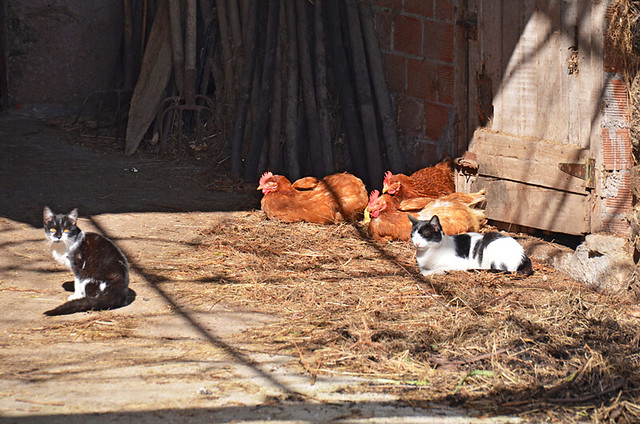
top-left (471, 130), bottom-right (590, 193)
top-left (587, 0), bottom-right (606, 233)
top-left (494, 0), bottom-right (524, 135)
top-left (124, 0), bottom-right (172, 155)
top-left (455, 0), bottom-right (471, 157)
top-left (535, 0), bottom-right (568, 143)
top-left (466, 0), bottom-right (480, 139)
top-left (479, 0), bottom-right (502, 132)
top-left (564, 0), bottom-right (582, 148)
top-left (474, 176), bottom-right (589, 234)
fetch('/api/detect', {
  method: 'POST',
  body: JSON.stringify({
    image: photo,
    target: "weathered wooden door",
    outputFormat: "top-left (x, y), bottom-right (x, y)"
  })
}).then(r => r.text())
top-left (459, 0), bottom-right (605, 235)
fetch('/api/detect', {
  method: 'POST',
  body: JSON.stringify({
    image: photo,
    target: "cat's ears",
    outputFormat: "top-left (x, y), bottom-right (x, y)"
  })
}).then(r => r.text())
top-left (407, 214), bottom-right (441, 229)
top-left (67, 209), bottom-right (78, 225)
top-left (43, 206), bottom-right (54, 224)
top-left (42, 207), bottom-right (78, 225)
top-left (429, 215), bottom-right (441, 228)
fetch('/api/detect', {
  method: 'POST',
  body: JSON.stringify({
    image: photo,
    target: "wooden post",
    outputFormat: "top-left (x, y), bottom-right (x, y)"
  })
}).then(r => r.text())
top-left (324, 0), bottom-right (368, 183)
top-left (345, 0), bottom-right (383, 188)
top-left (230, 0), bottom-right (259, 176)
top-left (244, 0), bottom-right (281, 182)
top-left (283, 0), bottom-right (301, 180)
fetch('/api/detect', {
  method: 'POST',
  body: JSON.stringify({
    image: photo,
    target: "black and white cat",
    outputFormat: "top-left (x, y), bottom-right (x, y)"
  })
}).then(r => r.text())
top-left (409, 214), bottom-right (533, 276)
top-left (43, 207), bottom-right (130, 316)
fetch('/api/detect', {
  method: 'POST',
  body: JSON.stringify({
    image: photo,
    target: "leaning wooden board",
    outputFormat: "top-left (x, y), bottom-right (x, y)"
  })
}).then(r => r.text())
top-left (125, 0), bottom-right (172, 156)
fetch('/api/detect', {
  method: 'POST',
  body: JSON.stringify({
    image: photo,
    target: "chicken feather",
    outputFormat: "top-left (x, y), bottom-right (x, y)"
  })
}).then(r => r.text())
top-left (366, 189), bottom-right (487, 241)
top-left (383, 158), bottom-right (455, 202)
top-left (258, 172), bottom-right (368, 224)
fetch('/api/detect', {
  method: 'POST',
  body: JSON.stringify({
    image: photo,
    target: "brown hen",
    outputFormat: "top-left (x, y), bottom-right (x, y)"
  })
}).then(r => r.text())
top-left (397, 188), bottom-right (486, 211)
top-left (365, 190), bottom-right (416, 241)
top-left (291, 176), bottom-right (320, 190)
top-left (365, 189), bottom-right (487, 241)
top-left (258, 172), bottom-right (368, 224)
top-left (416, 198), bottom-right (486, 234)
top-left (383, 158), bottom-right (455, 202)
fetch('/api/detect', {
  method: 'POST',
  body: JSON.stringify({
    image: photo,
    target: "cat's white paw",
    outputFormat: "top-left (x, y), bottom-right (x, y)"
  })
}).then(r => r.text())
top-left (421, 269), bottom-right (446, 276)
top-left (68, 293), bottom-right (84, 301)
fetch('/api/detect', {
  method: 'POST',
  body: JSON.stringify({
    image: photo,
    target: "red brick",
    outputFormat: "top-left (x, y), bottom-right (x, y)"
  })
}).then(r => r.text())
top-left (604, 78), bottom-right (630, 124)
top-left (382, 53), bottom-right (406, 93)
top-left (405, 0), bottom-right (433, 17)
top-left (423, 21), bottom-right (454, 63)
top-left (435, 0), bottom-right (454, 21)
top-left (393, 15), bottom-right (423, 56)
top-left (406, 58), bottom-right (438, 101)
top-left (374, 10), bottom-right (394, 51)
top-left (605, 195), bottom-right (633, 210)
top-left (424, 101), bottom-right (451, 140)
top-left (602, 128), bottom-right (633, 171)
top-left (396, 96), bottom-right (425, 138)
top-left (610, 79), bottom-right (629, 114)
top-left (437, 64), bottom-right (454, 104)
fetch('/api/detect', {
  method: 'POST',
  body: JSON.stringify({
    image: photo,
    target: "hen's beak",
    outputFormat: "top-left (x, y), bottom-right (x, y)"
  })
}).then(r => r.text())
top-left (257, 185), bottom-right (264, 191)
top-left (363, 208), bottom-right (371, 224)
top-left (382, 186), bottom-right (389, 194)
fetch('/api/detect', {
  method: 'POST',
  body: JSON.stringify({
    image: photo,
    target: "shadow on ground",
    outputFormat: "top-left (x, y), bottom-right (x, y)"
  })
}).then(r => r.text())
top-left (1, 403), bottom-right (505, 424)
top-left (0, 113), bottom-right (258, 227)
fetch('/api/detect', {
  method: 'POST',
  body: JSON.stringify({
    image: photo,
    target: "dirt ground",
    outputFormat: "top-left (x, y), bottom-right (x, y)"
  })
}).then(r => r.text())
top-left (0, 113), bottom-right (638, 423)
top-left (0, 113), bottom-right (531, 423)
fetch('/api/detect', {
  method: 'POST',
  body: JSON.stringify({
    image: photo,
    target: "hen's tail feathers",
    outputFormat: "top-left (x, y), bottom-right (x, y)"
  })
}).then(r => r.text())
top-left (44, 291), bottom-right (128, 316)
top-left (466, 188), bottom-right (487, 207)
top-left (292, 176), bottom-right (320, 190)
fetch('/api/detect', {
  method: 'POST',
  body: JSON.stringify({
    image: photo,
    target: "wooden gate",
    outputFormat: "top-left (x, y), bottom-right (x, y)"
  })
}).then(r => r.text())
top-left (456, 0), bottom-right (606, 235)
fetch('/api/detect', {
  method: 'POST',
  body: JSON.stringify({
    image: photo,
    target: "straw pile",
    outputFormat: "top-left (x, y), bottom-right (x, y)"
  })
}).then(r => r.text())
top-left (162, 212), bottom-right (640, 422)
top-left (608, 0), bottom-right (640, 154)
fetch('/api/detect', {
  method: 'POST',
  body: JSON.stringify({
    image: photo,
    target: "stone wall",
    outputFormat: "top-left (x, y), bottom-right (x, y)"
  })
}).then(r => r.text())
top-left (7, 1), bottom-right (122, 117)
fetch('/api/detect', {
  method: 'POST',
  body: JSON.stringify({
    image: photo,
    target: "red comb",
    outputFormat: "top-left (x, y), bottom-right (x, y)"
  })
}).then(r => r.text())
top-left (259, 171), bottom-right (274, 187)
top-left (368, 189), bottom-right (380, 205)
top-left (383, 171), bottom-right (393, 186)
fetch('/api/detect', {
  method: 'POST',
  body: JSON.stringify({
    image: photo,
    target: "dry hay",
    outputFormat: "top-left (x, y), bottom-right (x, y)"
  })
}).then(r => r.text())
top-left (608, 0), bottom-right (640, 74)
top-left (14, 314), bottom-right (138, 343)
top-left (163, 212), bottom-right (640, 422)
top-left (608, 0), bottom-right (640, 156)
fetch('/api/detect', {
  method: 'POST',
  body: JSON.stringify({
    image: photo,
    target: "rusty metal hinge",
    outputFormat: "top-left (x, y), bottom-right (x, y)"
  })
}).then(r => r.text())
top-left (558, 158), bottom-right (595, 189)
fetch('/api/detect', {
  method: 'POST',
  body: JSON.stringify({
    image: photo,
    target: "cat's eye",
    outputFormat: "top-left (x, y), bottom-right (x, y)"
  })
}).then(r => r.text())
top-left (49, 228), bottom-right (56, 233)
top-left (63, 229), bottom-right (69, 233)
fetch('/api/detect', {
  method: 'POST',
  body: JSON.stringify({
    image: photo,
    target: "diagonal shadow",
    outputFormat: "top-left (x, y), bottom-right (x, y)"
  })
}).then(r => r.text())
top-left (467, 0), bottom-right (611, 234)
top-left (87, 216), bottom-right (305, 399)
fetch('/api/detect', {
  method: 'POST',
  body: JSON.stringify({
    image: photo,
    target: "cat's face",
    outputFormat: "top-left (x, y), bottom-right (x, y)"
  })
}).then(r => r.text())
top-left (409, 215), bottom-right (443, 249)
top-left (43, 207), bottom-right (79, 244)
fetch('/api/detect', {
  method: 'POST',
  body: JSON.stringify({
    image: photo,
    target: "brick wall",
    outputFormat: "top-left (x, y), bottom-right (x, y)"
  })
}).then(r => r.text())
top-left (373, 0), bottom-right (456, 170)
top-left (601, 76), bottom-right (633, 237)
top-left (373, 1), bottom-right (634, 237)
top-left (601, 5), bottom-right (634, 237)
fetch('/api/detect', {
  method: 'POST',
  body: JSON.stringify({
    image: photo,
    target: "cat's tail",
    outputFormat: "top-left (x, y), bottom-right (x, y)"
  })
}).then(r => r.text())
top-left (43, 291), bottom-right (128, 316)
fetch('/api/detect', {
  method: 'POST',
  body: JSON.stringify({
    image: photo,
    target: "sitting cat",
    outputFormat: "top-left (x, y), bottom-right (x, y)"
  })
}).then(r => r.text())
top-left (43, 207), bottom-right (130, 316)
top-left (409, 214), bottom-right (533, 276)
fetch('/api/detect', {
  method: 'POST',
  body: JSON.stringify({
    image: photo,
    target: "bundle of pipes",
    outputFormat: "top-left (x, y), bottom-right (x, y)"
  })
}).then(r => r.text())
top-left (124, 0), bottom-right (405, 189)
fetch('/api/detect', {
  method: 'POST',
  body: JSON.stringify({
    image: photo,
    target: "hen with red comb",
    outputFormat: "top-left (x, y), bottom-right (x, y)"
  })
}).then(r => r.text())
top-left (382, 158), bottom-right (454, 202)
top-left (257, 172), bottom-right (368, 224)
